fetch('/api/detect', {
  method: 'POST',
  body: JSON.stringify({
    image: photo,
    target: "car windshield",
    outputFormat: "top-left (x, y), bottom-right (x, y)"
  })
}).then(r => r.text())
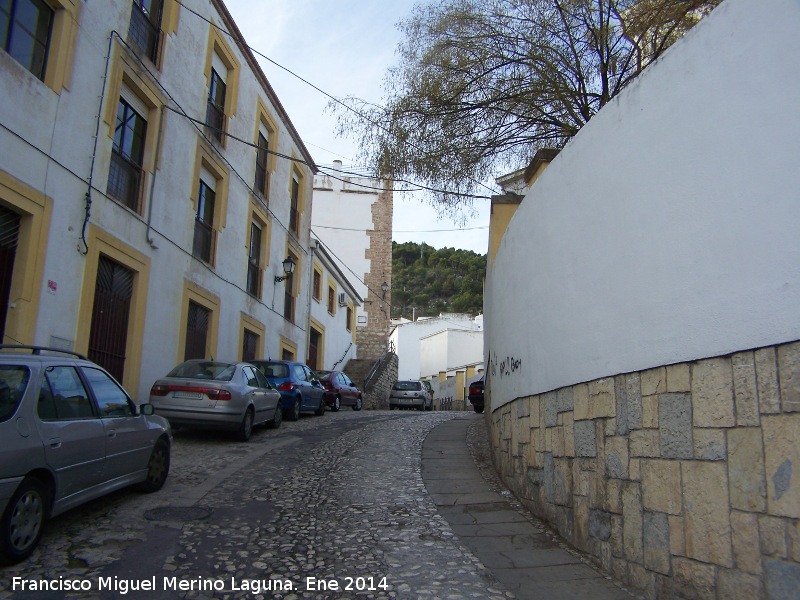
top-left (0, 365), bottom-right (30, 422)
top-left (393, 381), bottom-right (421, 391)
top-left (258, 362), bottom-right (289, 378)
top-left (166, 361), bottom-right (235, 381)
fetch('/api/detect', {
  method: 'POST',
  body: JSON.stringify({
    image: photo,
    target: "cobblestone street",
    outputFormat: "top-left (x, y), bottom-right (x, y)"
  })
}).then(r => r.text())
top-left (3, 412), bottom-right (514, 600)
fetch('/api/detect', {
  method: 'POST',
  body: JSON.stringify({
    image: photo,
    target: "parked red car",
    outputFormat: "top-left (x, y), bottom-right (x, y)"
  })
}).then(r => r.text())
top-left (315, 370), bottom-right (363, 411)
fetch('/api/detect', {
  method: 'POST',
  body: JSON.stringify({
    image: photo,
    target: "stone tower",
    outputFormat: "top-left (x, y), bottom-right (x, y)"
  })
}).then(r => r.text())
top-left (311, 163), bottom-right (393, 360)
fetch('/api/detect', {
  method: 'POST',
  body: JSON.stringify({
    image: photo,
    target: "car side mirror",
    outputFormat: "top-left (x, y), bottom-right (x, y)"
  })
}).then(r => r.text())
top-left (140, 403), bottom-right (155, 415)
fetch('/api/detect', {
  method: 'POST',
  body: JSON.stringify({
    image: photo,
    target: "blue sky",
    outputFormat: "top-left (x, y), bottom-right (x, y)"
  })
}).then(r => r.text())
top-left (222, 0), bottom-right (492, 254)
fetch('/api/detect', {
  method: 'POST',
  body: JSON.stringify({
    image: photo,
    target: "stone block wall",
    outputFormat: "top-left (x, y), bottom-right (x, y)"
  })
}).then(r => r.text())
top-left (489, 341), bottom-right (800, 600)
top-left (356, 183), bottom-right (393, 360)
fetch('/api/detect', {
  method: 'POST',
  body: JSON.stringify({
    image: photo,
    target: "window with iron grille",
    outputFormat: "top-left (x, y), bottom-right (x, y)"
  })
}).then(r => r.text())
top-left (327, 286), bottom-right (335, 315)
top-left (184, 301), bottom-right (209, 361)
top-left (283, 271), bottom-right (294, 322)
top-left (193, 180), bottom-right (215, 264)
top-left (1, 0), bottom-right (53, 80)
top-left (254, 132), bottom-right (269, 197)
top-left (312, 269), bottom-right (321, 301)
top-left (346, 306), bottom-right (353, 331)
top-left (128, 0), bottom-right (162, 64)
top-left (88, 256), bottom-right (134, 383)
top-left (107, 99), bottom-right (147, 212)
top-left (242, 328), bottom-right (258, 362)
top-left (289, 177), bottom-right (299, 234)
top-left (206, 68), bottom-right (226, 142)
top-left (246, 221), bottom-right (261, 297)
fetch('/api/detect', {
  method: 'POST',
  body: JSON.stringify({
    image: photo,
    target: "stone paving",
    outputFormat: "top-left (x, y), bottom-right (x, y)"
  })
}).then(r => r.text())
top-left (2, 411), bottom-right (512, 600)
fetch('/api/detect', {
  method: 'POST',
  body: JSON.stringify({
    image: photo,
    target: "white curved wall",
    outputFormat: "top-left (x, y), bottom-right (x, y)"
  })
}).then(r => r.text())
top-left (485, 0), bottom-right (800, 408)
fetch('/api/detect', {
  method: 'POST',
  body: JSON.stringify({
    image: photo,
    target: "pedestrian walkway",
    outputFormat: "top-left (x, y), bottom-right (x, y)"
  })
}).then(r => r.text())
top-left (422, 413), bottom-right (634, 600)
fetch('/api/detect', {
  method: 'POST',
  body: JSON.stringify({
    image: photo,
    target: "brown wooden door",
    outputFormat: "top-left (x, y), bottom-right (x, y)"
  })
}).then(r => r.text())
top-left (0, 206), bottom-right (20, 342)
top-left (184, 301), bottom-right (209, 360)
top-left (308, 329), bottom-right (320, 371)
top-left (88, 256), bottom-right (134, 382)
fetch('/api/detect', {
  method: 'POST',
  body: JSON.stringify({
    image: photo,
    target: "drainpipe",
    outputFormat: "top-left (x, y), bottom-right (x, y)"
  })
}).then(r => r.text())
top-left (145, 104), bottom-right (167, 248)
top-left (305, 239), bottom-right (317, 366)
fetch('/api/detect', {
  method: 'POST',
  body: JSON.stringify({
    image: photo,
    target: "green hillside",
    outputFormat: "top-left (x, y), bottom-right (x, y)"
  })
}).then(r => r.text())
top-left (391, 241), bottom-right (486, 319)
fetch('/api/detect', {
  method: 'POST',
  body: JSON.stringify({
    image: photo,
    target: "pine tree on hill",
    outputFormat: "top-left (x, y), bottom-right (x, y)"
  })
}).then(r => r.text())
top-left (391, 241), bottom-right (486, 319)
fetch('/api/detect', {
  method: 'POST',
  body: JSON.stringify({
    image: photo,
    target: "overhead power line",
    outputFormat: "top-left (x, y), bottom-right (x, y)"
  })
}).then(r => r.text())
top-left (172, 0), bottom-right (498, 199)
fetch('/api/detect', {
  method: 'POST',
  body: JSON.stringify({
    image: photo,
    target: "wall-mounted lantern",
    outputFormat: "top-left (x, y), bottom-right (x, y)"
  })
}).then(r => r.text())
top-left (274, 256), bottom-right (296, 283)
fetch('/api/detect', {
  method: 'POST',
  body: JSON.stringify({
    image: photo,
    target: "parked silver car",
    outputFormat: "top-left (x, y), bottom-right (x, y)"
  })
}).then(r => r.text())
top-left (0, 346), bottom-right (171, 565)
top-left (149, 360), bottom-right (282, 441)
top-left (389, 380), bottom-right (433, 411)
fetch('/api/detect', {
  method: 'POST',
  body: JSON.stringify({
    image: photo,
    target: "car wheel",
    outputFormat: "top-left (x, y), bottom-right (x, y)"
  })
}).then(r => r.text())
top-left (1, 477), bottom-right (50, 565)
top-left (332, 396), bottom-right (341, 412)
top-left (353, 396), bottom-right (362, 411)
top-left (474, 405), bottom-right (484, 414)
top-left (137, 439), bottom-right (170, 493)
top-left (236, 407), bottom-right (255, 442)
top-left (417, 402), bottom-right (425, 411)
top-left (314, 397), bottom-right (326, 416)
top-left (286, 398), bottom-right (301, 421)
top-left (267, 403), bottom-right (282, 429)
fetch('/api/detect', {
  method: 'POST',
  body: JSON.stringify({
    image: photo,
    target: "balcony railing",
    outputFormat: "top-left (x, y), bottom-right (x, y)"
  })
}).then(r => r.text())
top-left (193, 219), bottom-right (214, 264)
top-left (205, 102), bottom-right (225, 143)
top-left (128, 5), bottom-right (161, 64)
top-left (107, 151), bottom-right (144, 212)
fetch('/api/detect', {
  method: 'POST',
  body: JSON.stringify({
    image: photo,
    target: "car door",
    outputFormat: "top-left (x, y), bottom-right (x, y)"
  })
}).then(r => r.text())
top-left (241, 365), bottom-right (269, 424)
top-left (81, 366), bottom-right (152, 483)
top-left (340, 373), bottom-right (357, 404)
top-left (35, 365), bottom-right (106, 500)
top-left (252, 367), bottom-right (279, 417)
top-left (304, 366), bottom-right (325, 407)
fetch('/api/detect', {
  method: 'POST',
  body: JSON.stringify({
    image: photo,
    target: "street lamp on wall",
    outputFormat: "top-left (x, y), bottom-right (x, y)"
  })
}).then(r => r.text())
top-left (381, 281), bottom-right (388, 300)
top-left (274, 255), bottom-right (295, 283)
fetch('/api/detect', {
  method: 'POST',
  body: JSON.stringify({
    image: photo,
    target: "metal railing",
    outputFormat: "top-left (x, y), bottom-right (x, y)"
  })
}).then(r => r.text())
top-left (363, 339), bottom-right (395, 392)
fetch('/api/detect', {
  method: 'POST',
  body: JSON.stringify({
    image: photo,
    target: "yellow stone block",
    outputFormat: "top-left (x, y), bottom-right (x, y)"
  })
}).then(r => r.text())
top-left (574, 383), bottom-right (590, 420)
top-left (642, 367), bottom-right (667, 396)
top-left (692, 357), bottom-right (735, 428)
top-left (642, 459), bottom-right (682, 514)
top-left (667, 363), bottom-right (691, 392)
top-left (642, 395), bottom-right (659, 428)
top-left (590, 377), bottom-right (616, 419)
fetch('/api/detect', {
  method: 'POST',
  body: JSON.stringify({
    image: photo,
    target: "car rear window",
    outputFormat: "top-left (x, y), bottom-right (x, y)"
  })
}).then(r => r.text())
top-left (0, 365), bottom-right (30, 422)
top-left (393, 381), bottom-right (421, 391)
top-left (258, 362), bottom-right (289, 378)
top-left (315, 370), bottom-right (332, 381)
top-left (167, 362), bottom-right (235, 381)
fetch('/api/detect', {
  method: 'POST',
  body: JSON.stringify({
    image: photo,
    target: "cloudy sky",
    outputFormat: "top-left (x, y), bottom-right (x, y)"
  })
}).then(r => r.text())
top-left (221, 0), bottom-right (492, 254)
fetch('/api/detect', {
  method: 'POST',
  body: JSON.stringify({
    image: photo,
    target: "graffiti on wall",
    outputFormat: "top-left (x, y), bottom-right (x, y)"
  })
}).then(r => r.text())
top-left (489, 351), bottom-right (523, 379)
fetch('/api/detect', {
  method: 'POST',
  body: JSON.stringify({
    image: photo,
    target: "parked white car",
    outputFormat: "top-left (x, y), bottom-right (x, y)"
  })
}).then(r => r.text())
top-left (0, 346), bottom-right (171, 565)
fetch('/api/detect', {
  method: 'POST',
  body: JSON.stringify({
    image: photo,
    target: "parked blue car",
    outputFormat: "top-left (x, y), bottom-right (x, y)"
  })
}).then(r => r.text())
top-left (250, 360), bottom-right (326, 421)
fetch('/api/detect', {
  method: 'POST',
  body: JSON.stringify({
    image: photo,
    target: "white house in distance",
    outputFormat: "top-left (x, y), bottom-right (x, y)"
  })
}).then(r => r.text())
top-left (307, 235), bottom-right (361, 372)
top-left (0, 0), bottom-right (317, 400)
top-left (390, 313), bottom-right (484, 406)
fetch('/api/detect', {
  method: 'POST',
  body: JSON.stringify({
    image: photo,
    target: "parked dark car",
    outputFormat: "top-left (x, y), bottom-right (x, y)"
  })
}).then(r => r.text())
top-left (420, 380), bottom-right (434, 405)
top-left (389, 380), bottom-right (433, 411)
top-left (149, 360), bottom-right (282, 441)
top-left (251, 360), bottom-right (326, 421)
top-left (468, 377), bottom-right (485, 413)
top-left (0, 346), bottom-right (171, 565)
top-left (315, 370), bottom-right (362, 411)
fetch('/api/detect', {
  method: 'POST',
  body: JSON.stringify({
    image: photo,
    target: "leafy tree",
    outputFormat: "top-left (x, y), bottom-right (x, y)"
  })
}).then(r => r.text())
top-left (336, 0), bottom-right (719, 210)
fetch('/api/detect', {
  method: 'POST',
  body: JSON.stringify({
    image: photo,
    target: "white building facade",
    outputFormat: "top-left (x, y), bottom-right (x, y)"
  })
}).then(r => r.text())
top-left (390, 313), bottom-right (483, 381)
top-left (484, 0), bottom-right (800, 596)
top-left (307, 236), bottom-right (361, 372)
top-left (0, 0), bottom-right (317, 400)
